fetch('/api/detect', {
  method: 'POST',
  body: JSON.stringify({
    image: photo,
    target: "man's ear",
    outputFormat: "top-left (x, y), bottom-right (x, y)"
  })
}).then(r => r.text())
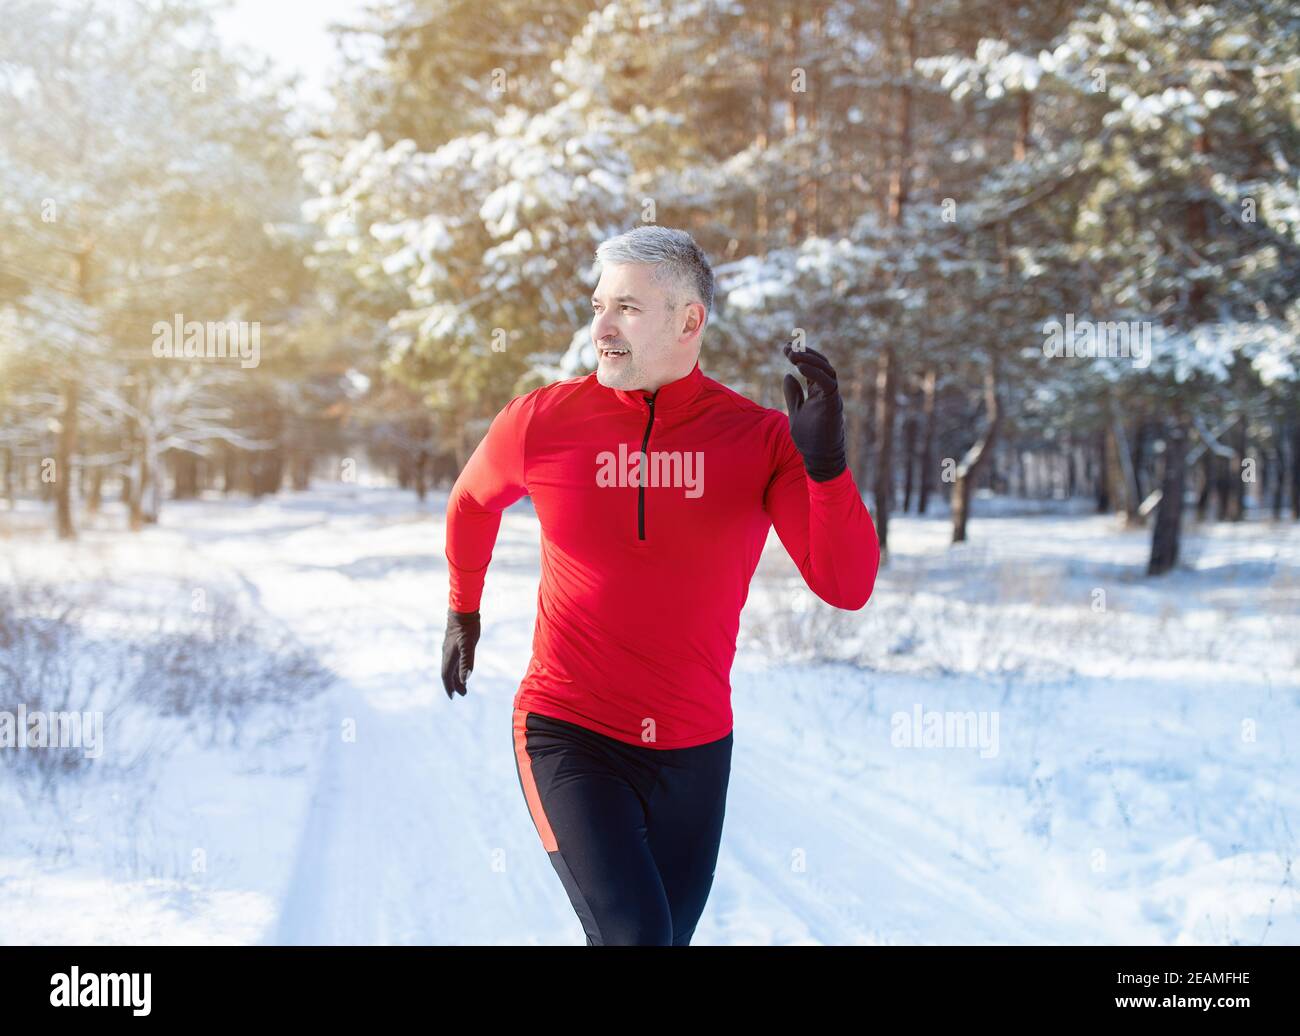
top-left (680, 301), bottom-right (706, 341)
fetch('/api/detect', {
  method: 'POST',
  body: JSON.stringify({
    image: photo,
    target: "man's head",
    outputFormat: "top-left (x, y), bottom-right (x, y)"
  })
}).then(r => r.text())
top-left (590, 226), bottom-right (714, 393)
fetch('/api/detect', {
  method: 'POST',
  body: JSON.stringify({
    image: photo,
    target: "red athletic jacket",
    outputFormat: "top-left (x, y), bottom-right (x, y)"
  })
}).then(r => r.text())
top-left (445, 358), bottom-right (880, 749)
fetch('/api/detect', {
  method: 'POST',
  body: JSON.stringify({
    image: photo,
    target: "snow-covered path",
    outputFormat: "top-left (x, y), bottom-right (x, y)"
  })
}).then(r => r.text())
top-left (4, 483), bottom-right (1298, 944)
top-left (166, 488), bottom-right (577, 944)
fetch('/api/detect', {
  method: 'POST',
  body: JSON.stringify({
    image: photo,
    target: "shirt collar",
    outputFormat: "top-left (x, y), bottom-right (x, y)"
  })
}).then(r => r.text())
top-left (609, 359), bottom-right (705, 412)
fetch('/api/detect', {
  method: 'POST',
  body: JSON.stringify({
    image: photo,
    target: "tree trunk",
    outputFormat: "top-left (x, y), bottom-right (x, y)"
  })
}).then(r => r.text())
top-left (86, 467), bottom-right (103, 514)
top-left (56, 242), bottom-right (94, 540)
top-left (1109, 404), bottom-right (1142, 525)
top-left (1, 446), bottom-right (11, 509)
top-left (844, 360), bottom-right (872, 492)
top-left (1214, 449), bottom-right (1232, 520)
top-left (754, 12), bottom-right (772, 248)
top-left (842, 374), bottom-right (861, 487)
top-left (56, 378), bottom-right (78, 540)
top-left (1284, 421), bottom-right (1294, 517)
top-left (128, 445), bottom-right (148, 532)
top-left (1273, 430), bottom-right (1286, 519)
top-left (785, 6), bottom-right (803, 241)
top-left (1228, 420), bottom-right (1247, 520)
top-left (886, 0), bottom-right (916, 225)
top-left (223, 445), bottom-right (239, 494)
top-left (951, 357), bottom-right (1001, 543)
top-left (1132, 420), bottom-right (1148, 501)
top-left (901, 401), bottom-right (918, 514)
top-left (1015, 92), bottom-right (1031, 162)
top-left (917, 365), bottom-right (936, 514)
top-left (251, 448), bottom-right (283, 497)
top-left (1095, 428), bottom-right (1111, 512)
top-left (414, 450), bottom-right (429, 502)
top-left (1195, 450), bottom-right (1212, 521)
top-left (292, 451), bottom-right (311, 491)
top-left (173, 450), bottom-right (199, 499)
top-left (873, 346), bottom-right (897, 553)
top-left (143, 437), bottom-right (161, 523)
top-left (872, 0), bottom-right (914, 550)
top-left (1148, 418), bottom-right (1189, 575)
top-left (808, 2), bottom-right (824, 236)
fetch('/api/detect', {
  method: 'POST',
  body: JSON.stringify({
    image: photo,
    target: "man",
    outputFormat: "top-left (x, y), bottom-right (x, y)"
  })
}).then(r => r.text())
top-left (442, 225), bottom-right (879, 945)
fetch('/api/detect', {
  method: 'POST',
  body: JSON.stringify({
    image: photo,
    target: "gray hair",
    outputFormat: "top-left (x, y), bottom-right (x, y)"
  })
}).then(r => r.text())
top-left (594, 226), bottom-right (715, 321)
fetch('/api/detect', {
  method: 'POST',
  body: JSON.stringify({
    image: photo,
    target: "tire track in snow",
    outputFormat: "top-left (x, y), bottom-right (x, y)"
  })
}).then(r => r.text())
top-left (189, 495), bottom-right (565, 943)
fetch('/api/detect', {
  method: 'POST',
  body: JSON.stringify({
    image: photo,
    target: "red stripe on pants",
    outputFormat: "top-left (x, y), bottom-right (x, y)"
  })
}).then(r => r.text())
top-left (513, 708), bottom-right (558, 852)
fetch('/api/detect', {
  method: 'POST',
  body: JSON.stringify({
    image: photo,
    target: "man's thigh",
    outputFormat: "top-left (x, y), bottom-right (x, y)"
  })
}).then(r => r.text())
top-left (644, 732), bottom-right (734, 945)
top-left (514, 710), bottom-right (673, 945)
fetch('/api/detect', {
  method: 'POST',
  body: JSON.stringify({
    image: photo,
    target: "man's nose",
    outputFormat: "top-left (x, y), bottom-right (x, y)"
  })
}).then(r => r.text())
top-left (593, 312), bottom-right (620, 342)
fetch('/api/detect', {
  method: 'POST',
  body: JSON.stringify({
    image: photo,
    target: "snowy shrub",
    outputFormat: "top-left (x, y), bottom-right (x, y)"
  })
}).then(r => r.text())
top-left (741, 559), bottom-right (1082, 687)
top-left (743, 578), bottom-right (865, 665)
top-left (0, 581), bottom-right (125, 789)
top-left (130, 591), bottom-right (335, 748)
top-left (0, 579), bottom-right (336, 795)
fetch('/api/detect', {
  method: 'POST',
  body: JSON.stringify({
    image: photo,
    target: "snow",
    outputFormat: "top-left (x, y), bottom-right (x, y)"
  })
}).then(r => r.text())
top-left (2, 485), bottom-right (1297, 945)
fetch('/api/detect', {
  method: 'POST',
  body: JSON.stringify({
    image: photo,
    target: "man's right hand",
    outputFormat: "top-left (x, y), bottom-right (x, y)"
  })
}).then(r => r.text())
top-left (441, 608), bottom-right (481, 698)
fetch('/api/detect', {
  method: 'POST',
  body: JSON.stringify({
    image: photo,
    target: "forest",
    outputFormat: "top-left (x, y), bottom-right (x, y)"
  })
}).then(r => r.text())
top-left (2, 0), bottom-right (1298, 574)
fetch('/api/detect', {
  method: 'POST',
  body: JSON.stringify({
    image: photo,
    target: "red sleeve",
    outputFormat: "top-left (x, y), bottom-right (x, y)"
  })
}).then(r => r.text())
top-left (763, 417), bottom-right (880, 610)
top-left (445, 391), bottom-right (534, 612)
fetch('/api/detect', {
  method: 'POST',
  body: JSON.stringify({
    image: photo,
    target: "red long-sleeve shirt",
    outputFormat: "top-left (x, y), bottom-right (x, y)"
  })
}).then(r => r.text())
top-left (445, 358), bottom-right (880, 749)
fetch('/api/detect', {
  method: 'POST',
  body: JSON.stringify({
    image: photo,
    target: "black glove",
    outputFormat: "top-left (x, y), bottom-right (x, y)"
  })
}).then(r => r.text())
top-left (782, 342), bottom-right (847, 482)
top-left (441, 608), bottom-right (480, 698)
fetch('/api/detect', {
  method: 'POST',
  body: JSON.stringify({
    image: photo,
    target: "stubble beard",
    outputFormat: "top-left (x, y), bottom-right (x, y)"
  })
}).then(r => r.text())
top-left (595, 347), bottom-right (639, 389)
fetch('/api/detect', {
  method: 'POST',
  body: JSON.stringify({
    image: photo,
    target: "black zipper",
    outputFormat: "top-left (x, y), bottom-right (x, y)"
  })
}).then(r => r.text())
top-left (637, 394), bottom-right (656, 540)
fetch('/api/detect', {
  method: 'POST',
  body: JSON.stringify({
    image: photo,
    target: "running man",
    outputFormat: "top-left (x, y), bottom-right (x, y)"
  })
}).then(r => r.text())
top-left (441, 225), bottom-right (880, 945)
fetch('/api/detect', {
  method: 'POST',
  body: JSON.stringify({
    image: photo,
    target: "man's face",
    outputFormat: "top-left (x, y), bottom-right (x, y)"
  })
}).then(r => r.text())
top-left (590, 262), bottom-right (702, 392)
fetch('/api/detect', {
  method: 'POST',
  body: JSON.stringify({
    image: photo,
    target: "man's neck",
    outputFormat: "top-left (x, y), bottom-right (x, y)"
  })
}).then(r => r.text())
top-left (637, 358), bottom-right (699, 396)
